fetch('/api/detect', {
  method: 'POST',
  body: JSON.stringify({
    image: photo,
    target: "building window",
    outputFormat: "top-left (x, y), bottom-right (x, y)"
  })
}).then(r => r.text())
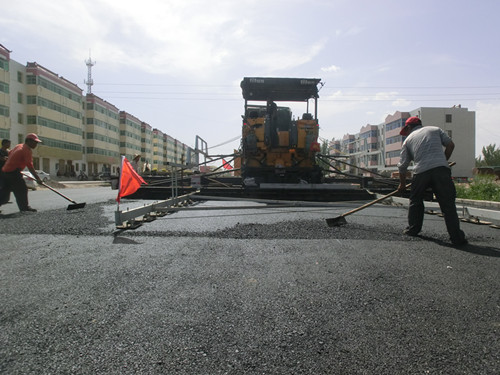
top-left (0, 104), bottom-right (9, 117)
top-left (17, 71), bottom-right (23, 83)
top-left (447, 130), bottom-right (452, 138)
top-left (17, 92), bottom-right (23, 104)
top-left (445, 114), bottom-right (452, 123)
top-left (0, 58), bottom-right (9, 71)
top-left (17, 113), bottom-right (24, 124)
top-left (0, 81), bottom-right (9, 94)
top-left (386, 150), bottom-right (401, 158)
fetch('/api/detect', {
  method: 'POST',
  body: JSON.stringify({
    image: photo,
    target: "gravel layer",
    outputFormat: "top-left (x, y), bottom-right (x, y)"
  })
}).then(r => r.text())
top-left (1, 199), bottom-right (497, 245)
top-left (1, 200), bottom-right (499, 374)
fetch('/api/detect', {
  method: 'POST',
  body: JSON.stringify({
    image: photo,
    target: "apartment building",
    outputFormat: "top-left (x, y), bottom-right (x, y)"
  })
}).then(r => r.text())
top-left (385, 111), bottom-right (409, 168)
top-left (85, 93), bottom-right (120, 175)
top-left (0, 44), bottom-right (195, 178)
top-left (152, 128), bottom-right (165, 171)
top-left (409, 106), bottom-right (475, 178)
top-left (332, 106), bottom-right (476, 178)
top-left (26, 62), bottom-right (84, 175)
top-left (165, 134), bottom-right (177, 165)
top-left (141, 122), bottom-right (153, 171)
top-left (118, 110), bottom-right (142, 167)
top-left (0, 45), bottom-right (13, 141)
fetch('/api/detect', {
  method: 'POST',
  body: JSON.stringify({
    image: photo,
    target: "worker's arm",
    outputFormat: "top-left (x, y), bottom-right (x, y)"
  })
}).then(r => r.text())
top-left (27, 166), bottom-right (43, 184)
top-left (397, 144), bottom-right (410, 193)
top-left (444, 141), bottom-right (455, 161)
top-left (397, 173), bottom-right (407, 193)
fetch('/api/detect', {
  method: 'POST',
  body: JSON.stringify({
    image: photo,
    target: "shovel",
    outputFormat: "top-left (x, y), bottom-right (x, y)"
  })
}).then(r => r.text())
top-left (21, 172), bottom-right (86, 210)
top-left (326, 184), bottom-right (410, 227)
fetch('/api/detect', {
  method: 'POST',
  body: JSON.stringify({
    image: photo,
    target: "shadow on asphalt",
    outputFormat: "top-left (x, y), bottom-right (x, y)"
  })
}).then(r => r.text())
top-left (419, 235), bottom-right (500, 258)
top-left (112, 235), bottom-right (142, 245)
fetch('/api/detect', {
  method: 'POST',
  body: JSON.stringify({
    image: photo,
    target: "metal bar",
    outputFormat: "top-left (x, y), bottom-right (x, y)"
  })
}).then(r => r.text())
top-left (155, 205), bottom-right (305, 212)
top-left (205, 176), bottom-right (233, 188)
top-left (115, 192), bottom-right (197, 226)
top-left (192, 195), bottom-right (357, 207)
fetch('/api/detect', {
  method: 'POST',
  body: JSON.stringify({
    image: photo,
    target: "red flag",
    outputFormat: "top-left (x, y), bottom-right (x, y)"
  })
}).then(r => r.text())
top-left (116, 156), bottom-right (147, 203)
top-left (222, 158), bottom-right (232, 170)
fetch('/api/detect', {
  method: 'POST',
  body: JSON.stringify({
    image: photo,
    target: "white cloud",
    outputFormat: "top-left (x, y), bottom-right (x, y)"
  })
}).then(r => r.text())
top-left (344, 26), bottom-right (364, 37)
top-left (321, 65), bottom-right (341, 73)
top-left (2, 0), bottom-right (327, 77)
top-left (373, 91), bottom-right (398, 101)
top-left (246, 39), bottom-right (327, 72)
top-left (392, 98), bottom-right (411, 107)
top-left (98, 0), bottom-right (326, 75)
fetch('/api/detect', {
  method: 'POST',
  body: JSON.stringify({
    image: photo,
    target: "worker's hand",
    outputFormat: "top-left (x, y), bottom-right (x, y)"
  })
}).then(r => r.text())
top-left (397, 183), bottom-right (406, 193)
top-left (36, 178), bottom-right (43, 185)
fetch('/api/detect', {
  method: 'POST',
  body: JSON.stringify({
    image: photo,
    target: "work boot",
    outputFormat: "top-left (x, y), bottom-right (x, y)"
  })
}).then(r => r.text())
top-left (450, 230), bottom-right (467, 247)
top-left (451, 238), bottom-right (468, 247)
top-left (403, 227), bottom-right (419, 237)
top-left (21, 206), bottom-right (37, 212)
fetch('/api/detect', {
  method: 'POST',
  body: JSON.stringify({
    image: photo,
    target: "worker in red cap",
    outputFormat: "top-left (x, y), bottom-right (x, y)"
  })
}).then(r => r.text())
top-left (0, 133), bottom-right (44, 212)
top-left (397, 117), bottom-right (467, 246)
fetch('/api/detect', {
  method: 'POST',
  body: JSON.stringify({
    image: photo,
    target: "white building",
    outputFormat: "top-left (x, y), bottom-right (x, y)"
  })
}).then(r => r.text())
top-left (333, 106), bottom-right (476, 178)
top-left (409, 106), bottom-right (475, 178)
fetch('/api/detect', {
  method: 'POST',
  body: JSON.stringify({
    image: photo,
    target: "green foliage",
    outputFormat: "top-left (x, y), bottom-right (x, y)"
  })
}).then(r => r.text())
top-left (455, 175), bottom-right (500, 202)
top-left (475, 156), bottom-right (486, 167)
top-left (318, 140), bottom-right (330, 175)
top-left (475, 143), bottom-right (500, 167)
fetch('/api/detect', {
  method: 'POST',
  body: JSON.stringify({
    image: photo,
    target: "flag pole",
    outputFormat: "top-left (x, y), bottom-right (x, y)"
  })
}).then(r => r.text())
top-left (116, 155), bottom-right (125, 210)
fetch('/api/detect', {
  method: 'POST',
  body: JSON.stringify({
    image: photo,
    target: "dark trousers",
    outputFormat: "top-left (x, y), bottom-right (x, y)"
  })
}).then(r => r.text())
top-left (408, 166), bottom-right (465, 243)
top-left (0, 170), bottom-right (29, 211)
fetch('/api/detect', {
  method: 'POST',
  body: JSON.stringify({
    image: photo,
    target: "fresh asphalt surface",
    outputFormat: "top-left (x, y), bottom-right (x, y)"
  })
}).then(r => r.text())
top-left (0, 185), bottom-right (499, 374)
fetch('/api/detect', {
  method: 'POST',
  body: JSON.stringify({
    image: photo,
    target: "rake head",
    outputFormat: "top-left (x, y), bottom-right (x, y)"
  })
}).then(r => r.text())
top-left (67, 203), bottom-right (86, 210)
top-left (326, 215), bottom-right (348, 227)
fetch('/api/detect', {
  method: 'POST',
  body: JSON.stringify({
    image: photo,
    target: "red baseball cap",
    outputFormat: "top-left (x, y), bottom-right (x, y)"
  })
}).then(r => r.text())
top-left (26, 133), bottom-right (42, 143)
top-left (400, 117), bottom-right (421, 136)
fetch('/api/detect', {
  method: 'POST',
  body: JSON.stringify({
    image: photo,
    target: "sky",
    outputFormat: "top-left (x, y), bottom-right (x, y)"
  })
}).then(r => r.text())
top-left (1, 0), bottom-right (499, 159)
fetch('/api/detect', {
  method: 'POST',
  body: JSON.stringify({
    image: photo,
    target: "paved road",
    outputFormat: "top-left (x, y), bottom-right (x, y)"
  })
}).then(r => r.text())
top-left (0, 187), bottom-right (499, 374)
top-left (0, 183), bottom-right (117, 215)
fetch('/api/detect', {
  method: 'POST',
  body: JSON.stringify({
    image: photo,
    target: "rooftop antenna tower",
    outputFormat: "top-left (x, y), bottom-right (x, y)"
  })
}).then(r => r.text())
top-left (84, 50), bottom-right (96, 94)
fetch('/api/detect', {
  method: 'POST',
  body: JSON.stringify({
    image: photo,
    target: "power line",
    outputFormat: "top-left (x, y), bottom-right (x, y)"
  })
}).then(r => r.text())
top-left (323, 85), bottom-right (500, 90)
top-left (97, 90), bottom-right (500, 97)
top-left (97, 95), bottom-right (500, 102)
top-left (97, 83), bottom-right (236, 87)
top-left (96, 82), bottom-right (500, 90)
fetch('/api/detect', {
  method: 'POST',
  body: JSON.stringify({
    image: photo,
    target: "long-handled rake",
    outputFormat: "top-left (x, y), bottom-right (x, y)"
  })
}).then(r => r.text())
top-left (326, 161), bottom-right (456, 227)
top-left (326, 185), bottom-right (409, 227)
top-left (21, 172), bottom-right (86, 210)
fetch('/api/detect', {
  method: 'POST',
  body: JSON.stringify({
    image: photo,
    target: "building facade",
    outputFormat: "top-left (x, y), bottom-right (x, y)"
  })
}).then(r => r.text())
top-left (0, 44), bottom-right (195, 178)
top-left (85, 93), bottom-right (120, 176)
top-left (0, 46), bottom-right (9, 140)
top-left (25, 62), bottom-right (84, 175)
top-left (409, 106), bottom-right (475, 178)
top-left (141, 122), bottom-right (153, 172)
top-left (331, 106), bottom-right (476, 178)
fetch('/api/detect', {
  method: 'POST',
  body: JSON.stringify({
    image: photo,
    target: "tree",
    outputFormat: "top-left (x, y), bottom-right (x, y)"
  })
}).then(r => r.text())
top-left (318, 140), bottom-right (330, 174)
top-left (476, 144), bottom-right (500, 166)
